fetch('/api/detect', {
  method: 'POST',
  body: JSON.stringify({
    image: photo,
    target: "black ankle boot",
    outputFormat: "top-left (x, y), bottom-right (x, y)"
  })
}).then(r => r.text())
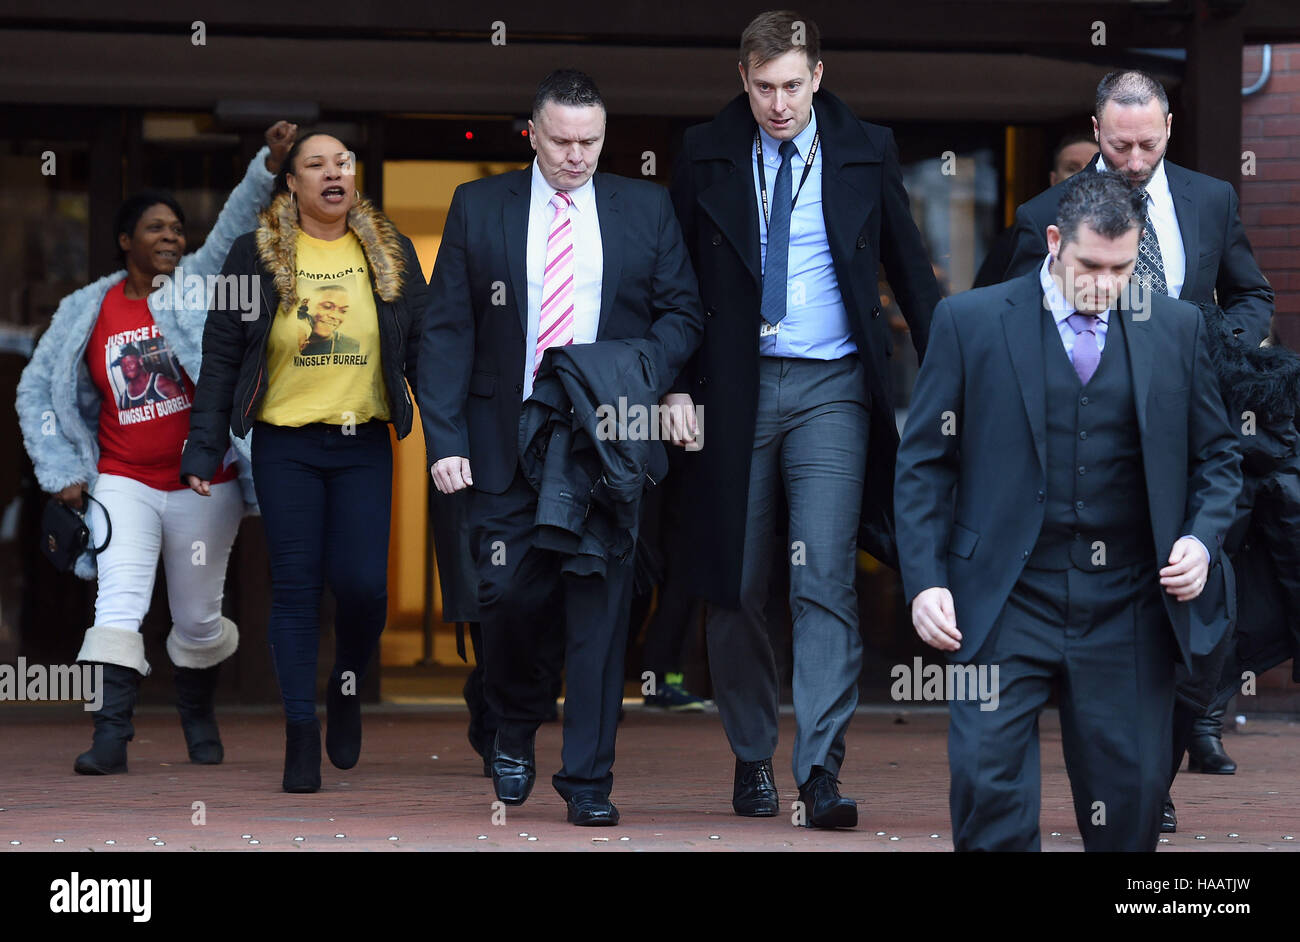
top-left (283, 719), bottom-right (321, 793)
top-left (1188, 706), bottom-right (1237, 774)
top-left (174, 665), bottom-right (223, 764)
top-left (325, 669), bottom-right (362, 770)
top-left (74, 664), bottom-right (142, 775)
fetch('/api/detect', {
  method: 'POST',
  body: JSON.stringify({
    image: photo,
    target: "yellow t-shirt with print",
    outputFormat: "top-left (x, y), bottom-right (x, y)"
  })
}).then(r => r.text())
top-left (258, 231), bottom-right (391, 427)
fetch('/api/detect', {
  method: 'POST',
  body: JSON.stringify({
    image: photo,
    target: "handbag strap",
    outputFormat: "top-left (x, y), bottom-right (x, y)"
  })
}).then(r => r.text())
top-left (80, 491), bottom-right (112, 555)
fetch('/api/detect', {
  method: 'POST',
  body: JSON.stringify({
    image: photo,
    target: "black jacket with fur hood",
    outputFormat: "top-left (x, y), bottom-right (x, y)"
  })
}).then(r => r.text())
top-left (1176, 304), bottom-right (1300, 710)
top-left (180, 192), bottom-right (427, 482)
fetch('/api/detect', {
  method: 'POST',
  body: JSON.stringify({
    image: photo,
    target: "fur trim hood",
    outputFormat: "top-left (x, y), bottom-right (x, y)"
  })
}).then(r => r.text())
top-left (1202, 303), bottom-right (1300, 425)
top-left (255, 191), bottom-right (408, 314)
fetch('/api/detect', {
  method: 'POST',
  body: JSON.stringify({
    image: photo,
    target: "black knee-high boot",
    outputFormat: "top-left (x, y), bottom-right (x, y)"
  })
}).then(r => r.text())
top-left (74, 664), bottom-right (142, 775)
top-left (174, 665), bottom-right (223, 764)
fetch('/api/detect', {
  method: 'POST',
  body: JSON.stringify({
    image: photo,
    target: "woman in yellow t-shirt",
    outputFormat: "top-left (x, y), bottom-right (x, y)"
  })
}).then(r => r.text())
top-left (181, 131), bottom-right (428, 793)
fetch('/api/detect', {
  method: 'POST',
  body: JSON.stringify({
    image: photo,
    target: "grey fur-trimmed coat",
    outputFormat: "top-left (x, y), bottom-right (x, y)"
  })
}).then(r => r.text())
top-left (15, 148), bottom-right (275, 579)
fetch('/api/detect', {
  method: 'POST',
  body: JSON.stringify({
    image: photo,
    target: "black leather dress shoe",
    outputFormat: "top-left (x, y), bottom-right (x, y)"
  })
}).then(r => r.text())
top-left (733, 757), bottom-right (779, 817)
top-left (565, 791), bottom-right (620, 826)
top-left (1161, 796), bottom-right (1177, 833)
top-left (490, 731), bottom-right (535, 806)
top-left (798, 766), bottom-right (857, 829)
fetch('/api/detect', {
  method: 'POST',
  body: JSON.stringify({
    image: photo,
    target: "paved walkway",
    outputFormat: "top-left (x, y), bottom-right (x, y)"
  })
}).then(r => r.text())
top-left (1, 706), bottom-right (1297, 851)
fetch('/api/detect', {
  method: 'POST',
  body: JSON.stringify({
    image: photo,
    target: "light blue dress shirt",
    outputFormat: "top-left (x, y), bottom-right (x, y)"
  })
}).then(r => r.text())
top-left (753, 109), bottom-right (857, 359)
top-left (1040, 255), bottom-right (1110, 356)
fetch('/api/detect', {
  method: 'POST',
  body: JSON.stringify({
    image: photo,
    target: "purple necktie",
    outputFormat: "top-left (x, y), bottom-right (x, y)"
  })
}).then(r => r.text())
top-left (1066, 313), bottom-right (1100, 385)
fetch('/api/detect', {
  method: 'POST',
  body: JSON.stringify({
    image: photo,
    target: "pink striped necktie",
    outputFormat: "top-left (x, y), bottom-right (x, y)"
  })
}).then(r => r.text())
top-left (535, 190), bottom-right (575, 377)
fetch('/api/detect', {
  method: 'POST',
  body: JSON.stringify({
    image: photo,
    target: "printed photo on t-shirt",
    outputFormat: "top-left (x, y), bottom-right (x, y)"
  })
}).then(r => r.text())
top-left (102, 328), bottom-right (191, 425)
top-left (291, 266), bottom-right (371, 367)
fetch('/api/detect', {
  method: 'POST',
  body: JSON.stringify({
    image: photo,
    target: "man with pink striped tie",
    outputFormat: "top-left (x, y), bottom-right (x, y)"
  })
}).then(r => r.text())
top-left (421, 70), bottom-right (704, 826)
top-left (537, 190), bottom-right (576, 374)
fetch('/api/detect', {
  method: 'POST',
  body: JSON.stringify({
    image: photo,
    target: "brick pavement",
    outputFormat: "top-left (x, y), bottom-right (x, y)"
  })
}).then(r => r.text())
top-left (1, 705), bottom-right (1297, 852)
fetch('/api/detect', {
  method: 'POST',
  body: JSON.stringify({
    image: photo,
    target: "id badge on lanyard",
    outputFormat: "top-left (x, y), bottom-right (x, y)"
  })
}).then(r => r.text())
top-left (756, 129), bottom-right (819, 341)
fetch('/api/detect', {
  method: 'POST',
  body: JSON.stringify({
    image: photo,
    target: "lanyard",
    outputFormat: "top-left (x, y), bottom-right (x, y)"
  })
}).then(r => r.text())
top-left (756, 129), bottom-right (820, 230)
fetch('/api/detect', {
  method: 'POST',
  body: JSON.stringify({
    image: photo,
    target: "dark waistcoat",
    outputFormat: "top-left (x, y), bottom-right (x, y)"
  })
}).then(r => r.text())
top-left (1028, 307), bottom-right (1155, 571)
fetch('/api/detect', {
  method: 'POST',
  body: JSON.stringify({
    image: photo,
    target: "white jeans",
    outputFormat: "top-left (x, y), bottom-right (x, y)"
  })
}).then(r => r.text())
top-left (85, 474), bottom-right (243, 647)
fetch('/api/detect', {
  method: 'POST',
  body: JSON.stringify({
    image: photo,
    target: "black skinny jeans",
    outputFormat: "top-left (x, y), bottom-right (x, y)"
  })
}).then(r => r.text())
top-left (252, 421), bottom-right (392, 723)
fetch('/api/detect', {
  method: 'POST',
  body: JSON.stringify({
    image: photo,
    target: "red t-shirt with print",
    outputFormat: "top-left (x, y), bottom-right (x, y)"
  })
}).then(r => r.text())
top-left (85, 281), bottom-right (237, 491)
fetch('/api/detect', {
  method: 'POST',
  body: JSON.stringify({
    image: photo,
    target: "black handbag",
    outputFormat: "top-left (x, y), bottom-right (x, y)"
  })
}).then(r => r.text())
top-left (40, 492), bottom-right (111, 573)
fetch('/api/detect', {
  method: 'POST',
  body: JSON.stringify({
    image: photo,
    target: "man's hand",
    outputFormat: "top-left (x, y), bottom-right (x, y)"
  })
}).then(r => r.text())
top-left (55, 483), bottom-right (86, 510)
top-left (264, 121), bottom-right (298, 174)
top-left (432, 457), bottom-right (473, 494)
top-left (183, 475), bottom-right (212, 497)
top-left (659, 393), bottom-right (700, 449)
top-left (911, 586), bottom-right (962, 651)
top-left (1160, 536), bottom-right (1210, 602)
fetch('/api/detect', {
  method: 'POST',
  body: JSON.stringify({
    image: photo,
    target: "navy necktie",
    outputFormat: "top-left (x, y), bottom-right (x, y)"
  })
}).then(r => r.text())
top-left (760, 140), bottom-right (799, 326)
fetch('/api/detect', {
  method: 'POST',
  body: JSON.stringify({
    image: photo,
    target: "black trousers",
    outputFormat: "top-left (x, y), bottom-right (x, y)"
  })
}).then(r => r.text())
top-left (948, 562), bottom-right (1177, 851)
top-left (469, 468), bottom-right (636, 799)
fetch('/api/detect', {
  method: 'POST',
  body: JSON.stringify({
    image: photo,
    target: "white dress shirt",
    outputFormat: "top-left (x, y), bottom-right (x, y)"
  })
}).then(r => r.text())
top-left (1095, 154), bottom-right (1185, 298)
top-left (524, 158), bottom-right (603, 399)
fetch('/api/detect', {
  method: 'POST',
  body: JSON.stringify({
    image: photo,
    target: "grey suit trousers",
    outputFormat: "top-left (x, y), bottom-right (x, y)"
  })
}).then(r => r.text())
top-left (706, 353), bottom-right (870, 786)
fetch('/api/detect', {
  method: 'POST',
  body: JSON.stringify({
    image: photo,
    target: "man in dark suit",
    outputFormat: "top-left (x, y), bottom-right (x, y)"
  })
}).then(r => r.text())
top-left (895, 170), bottom-right (1241, 851)
top-left (1005, 70), bottom-right (1273, 346)
top-left (666, 10), bottom-right (940, 828)
top-left (420, 70), bottom-right (703, 826)
top-left (973, 131), bottom-right (1097, 289)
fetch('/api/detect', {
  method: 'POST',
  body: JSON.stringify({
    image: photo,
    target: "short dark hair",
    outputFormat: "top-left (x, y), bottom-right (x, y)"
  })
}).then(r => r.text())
top-left (1054, 170), bottom-right (1147, 248)
top-left (273, 129), bottom-right (350, 196)
top-left (115, 190), bottom-right (185, 260)
top-left (1051, 131), bottom-right (1097, 173)
top-left (739, 10), bottom-right (820, 74)
top-left (532, 69), bottom-right (604, 121)
top-left (1096, 70), bottom-right (1169, 119)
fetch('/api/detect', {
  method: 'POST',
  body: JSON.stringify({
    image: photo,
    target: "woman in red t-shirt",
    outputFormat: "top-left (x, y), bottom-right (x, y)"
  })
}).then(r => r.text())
top-left (16, 123), bottom-right (295, 776)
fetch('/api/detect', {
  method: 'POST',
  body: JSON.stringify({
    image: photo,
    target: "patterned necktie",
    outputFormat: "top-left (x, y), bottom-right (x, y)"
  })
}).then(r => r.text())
top-left (1134, 190), bottom-right (1169, 296)
top-left (760, 140), bottom-right (799, 325)
top-left (535, 190), bottom-right (575, 377)
top-left (1066, 313), bottom-right (1101, 385)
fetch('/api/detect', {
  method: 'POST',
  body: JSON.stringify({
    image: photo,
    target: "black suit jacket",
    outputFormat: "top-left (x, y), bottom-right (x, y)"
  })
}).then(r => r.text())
top-left (1004, 160), bottom-right (1273, 345)
top-left (419, 168), bottom-right (704, 494)
top-left (894, 270), bottom-right (1242, 670)
top-left (668, 89), bottom-right (941, 605)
